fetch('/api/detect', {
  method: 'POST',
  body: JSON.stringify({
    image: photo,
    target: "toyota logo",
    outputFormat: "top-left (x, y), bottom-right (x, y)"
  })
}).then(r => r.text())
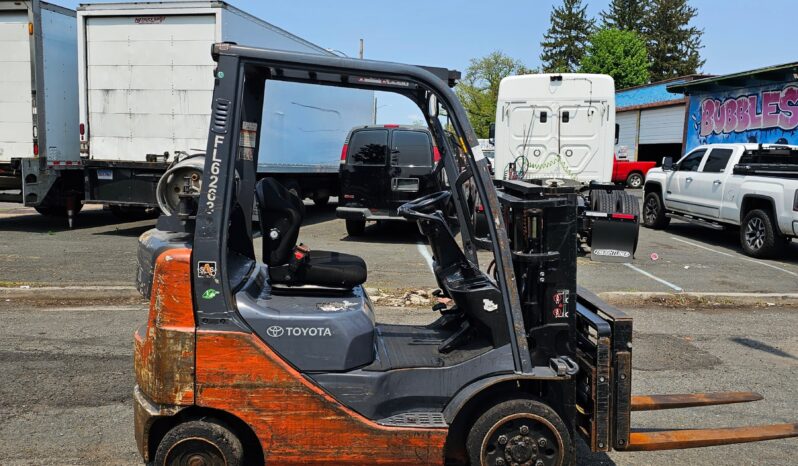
top-left (266, 326), bottom-right (284, 338)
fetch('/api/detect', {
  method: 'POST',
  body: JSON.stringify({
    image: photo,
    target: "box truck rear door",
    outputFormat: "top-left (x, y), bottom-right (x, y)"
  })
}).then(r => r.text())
top-left (0, 11), bottom-right (34, 162)
top-left (84, 14), bottom-right (215, 161)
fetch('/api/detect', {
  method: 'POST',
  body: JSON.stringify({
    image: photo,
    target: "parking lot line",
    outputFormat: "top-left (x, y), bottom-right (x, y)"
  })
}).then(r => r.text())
top-left (623, 263), bottom-right (684, 292)
top-left (416, 243), bottom-right (434, 272)
top-left (670, 236), bottom-right (798, 278)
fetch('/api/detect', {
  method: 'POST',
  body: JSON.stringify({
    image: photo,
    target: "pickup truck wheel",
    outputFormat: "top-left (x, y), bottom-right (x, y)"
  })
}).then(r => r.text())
top-left (626, 172), bottom-right (644, 189)
top-left (740, 209), bottom-right (787, 258)
top-left (642, 192), bottom-right (670, 229)
top-left (345, 219), bottom-right (366, 236)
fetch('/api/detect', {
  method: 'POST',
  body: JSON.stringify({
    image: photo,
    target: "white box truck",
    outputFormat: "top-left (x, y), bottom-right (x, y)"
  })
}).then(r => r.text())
top-left (491, 74), bottom-right (640, 261)
top-left (0, 0), bottom-right (79, 215)
top-left (76, 1), bottom-right (374, 215)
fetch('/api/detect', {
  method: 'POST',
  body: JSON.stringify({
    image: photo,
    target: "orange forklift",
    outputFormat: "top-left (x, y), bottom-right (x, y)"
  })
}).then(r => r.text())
top-left (133, 43), bottom-right (798, 465)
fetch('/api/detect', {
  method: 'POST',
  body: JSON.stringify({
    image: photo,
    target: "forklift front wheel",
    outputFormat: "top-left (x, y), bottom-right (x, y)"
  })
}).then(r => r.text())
top-left (153, 419), bottom-right (243, 466)
top-left (466, 399), bottom-right (574, 466)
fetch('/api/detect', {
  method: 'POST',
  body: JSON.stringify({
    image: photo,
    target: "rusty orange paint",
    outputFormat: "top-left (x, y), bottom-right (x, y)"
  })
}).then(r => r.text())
top-left (134, 248), bottom-right (195, 406)
top-left (631, 392), bottom-right (763, 411)
top-left (195, 330), bottom-right (448, 465)
top-left (626, 423), bottom-right (798, 451)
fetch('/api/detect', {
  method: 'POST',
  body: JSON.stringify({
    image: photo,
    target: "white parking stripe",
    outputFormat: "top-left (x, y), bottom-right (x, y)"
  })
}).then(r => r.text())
top-left (416, 242), bottom-right (434, 273)
top-left (623, 263), bottom-right (684, 292)
top-left (670, 236), bottom-right (798, 278)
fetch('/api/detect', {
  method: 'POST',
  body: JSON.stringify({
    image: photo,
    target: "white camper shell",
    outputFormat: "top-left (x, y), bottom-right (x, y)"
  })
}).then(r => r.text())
top-left (0, 0), bottom-right (78, 205)
top-left (493, 74), bottom-right (615, 184)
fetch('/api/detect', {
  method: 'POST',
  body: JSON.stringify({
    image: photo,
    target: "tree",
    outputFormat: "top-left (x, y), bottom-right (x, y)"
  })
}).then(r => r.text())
top-left (579, 29), bottom-right (650, 89)
top-left (455, 51), bottom-right (532, 138)
top-left (600, 0), bottom-right (650, 35)
top-left (645, 0), bottom-right (704, 80)
top-left (540, 0), bottom-right (595, 73)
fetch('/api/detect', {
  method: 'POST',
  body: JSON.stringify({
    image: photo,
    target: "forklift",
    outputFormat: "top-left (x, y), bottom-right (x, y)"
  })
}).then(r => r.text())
top-left (133, 44), bottom-right (798, 466)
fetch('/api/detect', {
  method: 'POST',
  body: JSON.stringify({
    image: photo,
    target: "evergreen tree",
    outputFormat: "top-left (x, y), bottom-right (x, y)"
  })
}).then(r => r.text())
top-left (580, 29), bottom-right (650, 89)
top-left (540, 0), bottom-right (595, 73)
top-left (645, 0), bottom-right (704, 80)
top-left (600, 0), bottom-right (650, 35)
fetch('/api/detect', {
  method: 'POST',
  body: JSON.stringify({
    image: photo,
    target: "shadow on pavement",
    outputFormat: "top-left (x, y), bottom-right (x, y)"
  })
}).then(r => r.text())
top-left (731, 337), bottom-right (798, 360)
top-left (663, 222), bottom-right (798, 265)
top-left (341, 220), bottom-right (423, 245)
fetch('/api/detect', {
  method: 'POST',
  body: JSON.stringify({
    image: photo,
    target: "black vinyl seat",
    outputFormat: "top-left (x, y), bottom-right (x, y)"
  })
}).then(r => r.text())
top-left (255, 178), bottom-right (367, 288)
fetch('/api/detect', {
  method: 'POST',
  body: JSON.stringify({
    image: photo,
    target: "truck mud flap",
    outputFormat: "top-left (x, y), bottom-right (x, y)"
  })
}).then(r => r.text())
top-left (588, 212), bottom-right (638, 263)
top-left (575, 287), bottom-right (798, 453)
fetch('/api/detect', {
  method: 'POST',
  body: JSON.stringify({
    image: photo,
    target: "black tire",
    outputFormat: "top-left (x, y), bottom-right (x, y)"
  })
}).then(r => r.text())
top-left (590, 190), bottom-right (614, 214)
top-left (626, 172), bottom-right (644, 189)
top-left (283, 180), bottom-right (302, 201)
top-left (153, 419), bottom-right (243, 466)
top-left (616, 191), bottom-right (640, 218)
top-left (642, 192), bottom-right (670, 229)
top-left (466, 399), bottom-right (574, 466)
top-left (345, 219), bottom-right (366, 236)
top-left (740, 209), bottom-right (787, 258)
top-left (312, 194), bottom-right (330, 207)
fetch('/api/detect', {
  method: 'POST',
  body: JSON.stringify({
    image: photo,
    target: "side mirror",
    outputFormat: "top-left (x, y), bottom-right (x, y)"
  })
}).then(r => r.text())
top-left (615, 123), bottom-right (620, 145)
top-left (662, 157), bottom-right (674, 171)
top-left (427, 93), bottom-right (439, 118)
top-left (488, 123), bottom-right (495, 144)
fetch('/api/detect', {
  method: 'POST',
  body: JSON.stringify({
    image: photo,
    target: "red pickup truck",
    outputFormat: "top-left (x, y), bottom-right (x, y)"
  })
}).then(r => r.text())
top-left (612, 155), bottom-right (656, 188)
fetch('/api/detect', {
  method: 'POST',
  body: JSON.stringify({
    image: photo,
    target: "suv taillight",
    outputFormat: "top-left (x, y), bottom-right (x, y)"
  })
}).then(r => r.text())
top-left (794, 189), bottom-right (798, 211)
top-left (433, 147), bottom-right (441, 163)
top-left (340, 144), bottom-right (348, 164)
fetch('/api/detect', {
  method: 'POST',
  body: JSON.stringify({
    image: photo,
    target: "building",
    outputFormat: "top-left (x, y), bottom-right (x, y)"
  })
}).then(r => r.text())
top-left (614, 76), bottom-right (706, 163)
top-left (667, 62), bottom-right (798, 152)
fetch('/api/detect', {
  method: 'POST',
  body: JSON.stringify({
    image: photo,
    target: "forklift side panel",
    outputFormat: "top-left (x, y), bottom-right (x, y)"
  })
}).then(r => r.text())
top-left (194, 330), bottom-right (448, 465)
top-left (133, 248), bottom-right (196, 406)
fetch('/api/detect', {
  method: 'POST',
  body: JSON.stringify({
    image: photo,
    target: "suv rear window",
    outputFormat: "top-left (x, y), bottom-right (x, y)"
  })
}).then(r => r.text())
top-left (391, 130), bottom-right (432, 167)
top-left (349, 130), bottom-right (388, 165)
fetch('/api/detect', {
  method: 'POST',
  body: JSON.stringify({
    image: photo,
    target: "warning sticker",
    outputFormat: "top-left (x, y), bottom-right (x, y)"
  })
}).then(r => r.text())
top-left (239, 122), bottom-right (258, 148)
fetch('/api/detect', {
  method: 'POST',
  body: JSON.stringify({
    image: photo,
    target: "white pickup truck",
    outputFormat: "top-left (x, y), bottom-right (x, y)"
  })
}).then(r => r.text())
top-left (643, 143), bottom-right (798, 258)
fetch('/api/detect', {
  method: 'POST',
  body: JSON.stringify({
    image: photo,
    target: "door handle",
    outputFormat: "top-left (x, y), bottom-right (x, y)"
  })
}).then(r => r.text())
top-left (713, 180), bottom-right (722, 185)
top-left (686, 177), bottom-right (693, 182)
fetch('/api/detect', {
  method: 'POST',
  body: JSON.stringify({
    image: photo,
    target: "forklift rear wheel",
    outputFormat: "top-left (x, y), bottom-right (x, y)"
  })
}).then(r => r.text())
top-left (154, 420), bottom-right (243, 466)
top-left (346, 219), bottom-right (366, 236)
top-left (466, 399), bottom-right (574, 466)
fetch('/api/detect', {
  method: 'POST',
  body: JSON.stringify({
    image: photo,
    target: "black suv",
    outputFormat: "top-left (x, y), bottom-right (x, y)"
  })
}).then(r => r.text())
top-left (337, 125), bottom-right (443, 236)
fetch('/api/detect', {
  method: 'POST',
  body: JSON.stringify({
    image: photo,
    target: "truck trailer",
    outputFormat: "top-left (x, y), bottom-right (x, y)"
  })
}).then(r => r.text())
top-left (77, 1), bottom-right (374, 214)
top-left (0, 0), bottom-right (79, 216)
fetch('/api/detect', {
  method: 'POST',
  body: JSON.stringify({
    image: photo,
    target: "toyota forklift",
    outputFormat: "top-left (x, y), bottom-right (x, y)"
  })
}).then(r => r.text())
top-left (133, 44), bottom-right (798, 466)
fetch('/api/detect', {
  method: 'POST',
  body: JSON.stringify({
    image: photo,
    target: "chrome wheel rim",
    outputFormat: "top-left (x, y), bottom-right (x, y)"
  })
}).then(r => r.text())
top-left (745, 217), bottom-right (766, 250)
top-left (644, 197), bottom-right (659, 224)
top-left (629, 174), bottom-right (642, 188)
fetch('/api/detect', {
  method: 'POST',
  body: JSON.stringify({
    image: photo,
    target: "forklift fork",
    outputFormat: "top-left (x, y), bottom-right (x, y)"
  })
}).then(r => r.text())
top-left (575, 288), bottom-right (798, 452)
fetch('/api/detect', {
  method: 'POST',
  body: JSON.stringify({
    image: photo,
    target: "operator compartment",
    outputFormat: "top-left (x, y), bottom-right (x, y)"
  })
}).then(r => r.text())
top-left (236, 266), bottom-right (376, 372)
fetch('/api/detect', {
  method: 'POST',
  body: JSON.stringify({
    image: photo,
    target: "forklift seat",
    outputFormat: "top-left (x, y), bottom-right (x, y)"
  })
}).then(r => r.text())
top-left (255, 178), bottom-right (367, 288)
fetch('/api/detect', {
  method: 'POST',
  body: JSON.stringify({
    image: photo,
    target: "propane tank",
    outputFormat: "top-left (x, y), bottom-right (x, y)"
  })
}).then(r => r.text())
top-left (156, 154), bottom-right (205, 215)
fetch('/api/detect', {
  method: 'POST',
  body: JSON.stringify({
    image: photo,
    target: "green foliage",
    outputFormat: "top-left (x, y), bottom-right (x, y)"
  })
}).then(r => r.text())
top-left (644, 0), bottom-right (704, 80)
top-left (600, 0), bottom-right (650, 35)
top-left (579, 29), bottom-right (650, 89)
top-left (540, 0), bottom-right (595, 73)
top-left (455, 51), bottom-right (532, 138)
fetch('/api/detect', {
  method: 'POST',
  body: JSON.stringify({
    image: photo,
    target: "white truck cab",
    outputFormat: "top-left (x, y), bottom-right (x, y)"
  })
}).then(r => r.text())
top-left (492, 74), bottom-right (615, 183)
top-left (644, 143), bottom-right (798, 257)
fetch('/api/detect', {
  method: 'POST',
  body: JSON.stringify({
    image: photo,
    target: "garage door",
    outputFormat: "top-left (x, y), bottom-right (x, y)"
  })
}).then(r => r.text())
top-left (614, 111), bottom-right (638, 160)
top-left (638, 105), bottom-right (685, 145)
top-left (0, 11), bottom-right (33, 162)
top-left (85, 15), bottom-right (216, 161)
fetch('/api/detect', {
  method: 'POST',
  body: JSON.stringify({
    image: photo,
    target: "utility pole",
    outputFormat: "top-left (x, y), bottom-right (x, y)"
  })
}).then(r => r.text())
top-left (359, 38), bottom-right (364, 59)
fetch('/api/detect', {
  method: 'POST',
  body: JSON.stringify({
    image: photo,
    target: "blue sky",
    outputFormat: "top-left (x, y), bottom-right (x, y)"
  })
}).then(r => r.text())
top-left (59, 0), bottom-right (797, 122)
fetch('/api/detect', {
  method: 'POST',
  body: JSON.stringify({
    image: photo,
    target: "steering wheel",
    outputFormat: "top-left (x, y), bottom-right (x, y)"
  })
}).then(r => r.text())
top-left (397, 190), bottom-right (452, 221)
